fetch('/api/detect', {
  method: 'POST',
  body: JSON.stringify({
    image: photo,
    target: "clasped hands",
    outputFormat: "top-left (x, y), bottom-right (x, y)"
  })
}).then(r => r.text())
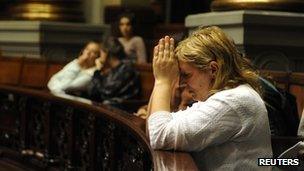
top-left (153, 36), bottom-right (179, 86)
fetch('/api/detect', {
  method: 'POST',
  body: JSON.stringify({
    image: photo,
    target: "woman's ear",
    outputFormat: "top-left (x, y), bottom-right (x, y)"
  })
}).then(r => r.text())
top-left (209, 61), bottom-right (219, 78)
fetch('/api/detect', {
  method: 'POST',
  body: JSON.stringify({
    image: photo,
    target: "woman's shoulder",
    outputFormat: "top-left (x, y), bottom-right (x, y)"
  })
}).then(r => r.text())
top-left (60, 59), bottom-right (81, 70)
top-left (216, 84), bottom-right (259, 97)
top-left (117, 62), bottom-right (136, 73)
top-left (210, 84), bottom-right (263, 107)
top-left (192, 84), bottom-right (266, 122)
top-left (65, 59), bottom-right (78, 65)
top-left (131, 36), bottom-right (144, 42)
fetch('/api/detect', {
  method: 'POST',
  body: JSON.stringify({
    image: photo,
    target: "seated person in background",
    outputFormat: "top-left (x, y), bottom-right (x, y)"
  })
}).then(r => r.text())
top-left (85, 37), bottom-right (140, 109)
top-left (242, 57), bottom-right (299, 136)
top-left (47, 41), bottom-right (101, 94)
top-left (117, 12), bottom-right (147, 64)
top-left (260, 76), bottom-right (299, 136)
top-left (298, 108), bottom-right (304, 137)
top-left (147, 26), bottom-right (272, 170)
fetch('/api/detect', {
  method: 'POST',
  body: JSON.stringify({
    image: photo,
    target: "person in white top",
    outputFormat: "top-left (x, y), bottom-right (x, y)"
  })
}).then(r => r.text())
top-left (297, 109), bottom-right (304, 136)
top-left (47, 41), bottom-right (101, 94)
top-left (147, 26), bottom-right (273, 170)
top-left (118, 12), bottom-right (147, 64)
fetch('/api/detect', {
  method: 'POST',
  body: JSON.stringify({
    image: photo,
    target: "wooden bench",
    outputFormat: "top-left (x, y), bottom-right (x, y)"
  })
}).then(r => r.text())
top-left (0, 57), bottom-right (154, 99)
top-left (0, 56), bottom-right (154, 113)
top-left (1, 56), bottom-right (302, 112)
top-left (1, 56), bottom-right (303, 112)
top-left (0, 57), bottom-right (65, 89)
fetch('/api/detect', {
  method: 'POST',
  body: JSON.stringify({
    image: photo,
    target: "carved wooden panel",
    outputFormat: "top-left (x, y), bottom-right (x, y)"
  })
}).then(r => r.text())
top-left (0, 92), bottom-right (21, 151)
top-left (0, 85), bottom-right (154, 170)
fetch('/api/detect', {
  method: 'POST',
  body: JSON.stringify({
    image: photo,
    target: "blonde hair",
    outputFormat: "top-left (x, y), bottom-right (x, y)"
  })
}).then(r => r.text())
top-left (175, 26), bottom-right (262, 96)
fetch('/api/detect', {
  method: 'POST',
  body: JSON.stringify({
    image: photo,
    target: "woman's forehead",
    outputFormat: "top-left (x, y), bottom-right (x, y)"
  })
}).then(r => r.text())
top-left (86, 43), bottom-right (100, 50)
top-left (120, 17), bottom-right (130, 23)
top-left (179, 62), bottom-right (193, 70)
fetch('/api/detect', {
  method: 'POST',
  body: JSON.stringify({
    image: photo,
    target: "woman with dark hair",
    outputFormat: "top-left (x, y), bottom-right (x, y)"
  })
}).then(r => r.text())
top-left (117, 12), bottom-right (147, 64)
top-left (86, 37), bottom-right (140, 109)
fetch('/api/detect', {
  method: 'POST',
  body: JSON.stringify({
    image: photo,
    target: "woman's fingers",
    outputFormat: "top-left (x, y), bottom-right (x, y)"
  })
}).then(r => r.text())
top-left (158, 38), bottom-right (164, 59)
top-left (169, 38), bottom-right (175, 59)
top-left (154, 36), bottom-right (174, 62)
top-left (152, 36), bottom-right (178, 84)
top-left (153, 45), bottom-right (159, 59)
top-left (153, 45), bottom-right (159, 66)
top-left (164, 36), bottom-right (170, 60)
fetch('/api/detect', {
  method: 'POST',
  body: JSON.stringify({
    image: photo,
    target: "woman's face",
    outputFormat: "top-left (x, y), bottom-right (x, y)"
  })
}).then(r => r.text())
top-left (119, 17), bottom-right (133, 38)
top-left (179, 61), bottom-right (213, 101)
top-left (83, 42), bottom-right (100, 63)
top-left (179, 87), bottom-right (195, 110)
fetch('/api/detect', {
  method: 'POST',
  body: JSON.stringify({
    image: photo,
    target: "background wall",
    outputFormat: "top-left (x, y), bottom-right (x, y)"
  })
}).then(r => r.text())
top-left (84, 0), bottom-right (150, 24)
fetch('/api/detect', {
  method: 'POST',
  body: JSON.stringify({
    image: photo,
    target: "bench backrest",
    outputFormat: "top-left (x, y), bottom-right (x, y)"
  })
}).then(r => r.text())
top-left (0, 57), bottom-right (154, 100)
top-left (1, 57), bottom-right (302, 113)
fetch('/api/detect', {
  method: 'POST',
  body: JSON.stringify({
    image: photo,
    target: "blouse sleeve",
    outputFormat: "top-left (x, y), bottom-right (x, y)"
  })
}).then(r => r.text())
top-left (134, 37), bottom-right (147, 63)
top-left (148, 96), bottom-right (242, 151)
top-left (47, 59), bottom-right (89, 93)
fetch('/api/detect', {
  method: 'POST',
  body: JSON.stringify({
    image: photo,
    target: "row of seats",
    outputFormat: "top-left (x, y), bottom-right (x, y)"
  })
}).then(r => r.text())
top-left (0, 56), bottom-right (154, 101)
top-left (1, 57), bottom-right (303, 114)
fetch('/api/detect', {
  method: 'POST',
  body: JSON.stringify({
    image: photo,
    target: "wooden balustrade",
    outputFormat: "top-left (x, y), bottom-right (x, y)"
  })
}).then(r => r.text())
top-left (0, 84), bottom-right (198, 170)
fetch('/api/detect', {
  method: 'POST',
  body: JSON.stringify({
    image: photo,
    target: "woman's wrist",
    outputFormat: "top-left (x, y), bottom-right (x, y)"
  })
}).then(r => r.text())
top-left (150, 80), bottom-right (173, 114)
top-left (154, 79), bottom-right (174, 87)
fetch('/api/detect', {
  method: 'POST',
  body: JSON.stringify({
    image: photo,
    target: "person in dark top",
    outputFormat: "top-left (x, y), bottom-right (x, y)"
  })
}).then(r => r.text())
top-left (86, 37), bottom-right (140, 109)
top-left (260, 76), bottom-right (299, 136)
top-left (242, 56), bottom-right (299, 136)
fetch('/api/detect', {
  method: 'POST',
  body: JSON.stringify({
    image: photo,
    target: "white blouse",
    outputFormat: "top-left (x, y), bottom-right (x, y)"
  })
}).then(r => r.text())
top-left (47, 59), bottom-right (96, 94)
top-left (148, 84), bottom-right (272, 171)
top-left (297, 109), bottom-right (304, 136)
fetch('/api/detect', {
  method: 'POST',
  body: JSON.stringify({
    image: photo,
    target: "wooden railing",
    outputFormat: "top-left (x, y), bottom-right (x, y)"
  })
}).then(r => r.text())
top-left (0, 84), bottom-right (198, 171)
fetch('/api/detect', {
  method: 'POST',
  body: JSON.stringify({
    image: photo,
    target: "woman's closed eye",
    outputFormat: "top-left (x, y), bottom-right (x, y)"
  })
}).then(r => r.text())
top-left (93, 52), bottom-right (100, 57)
top-left (180, 72), bottom-right (191, 80)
